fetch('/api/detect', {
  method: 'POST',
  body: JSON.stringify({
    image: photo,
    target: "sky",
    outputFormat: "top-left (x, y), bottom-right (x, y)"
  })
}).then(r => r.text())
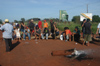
top-left (0, 0), bottom-right (100, 22)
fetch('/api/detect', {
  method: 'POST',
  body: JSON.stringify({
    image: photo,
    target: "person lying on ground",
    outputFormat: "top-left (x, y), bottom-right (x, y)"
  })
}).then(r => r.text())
top-left (41, 28), bottom-right (50, 40)
top-left (23, 27), bottom-right (31, 40)
top-left (35, 26), bottom-right (41, 40)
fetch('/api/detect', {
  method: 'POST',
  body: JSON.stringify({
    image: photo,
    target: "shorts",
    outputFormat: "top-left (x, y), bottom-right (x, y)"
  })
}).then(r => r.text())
top-left (20, 29), bottom-right (24, 32)
top-left (84, 34), bottom-right (92, 41)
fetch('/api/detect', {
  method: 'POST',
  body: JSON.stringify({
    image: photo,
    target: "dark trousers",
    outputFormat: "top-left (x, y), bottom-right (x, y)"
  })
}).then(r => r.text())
top-left (51, 28), bottom-right (54, 33)
top-left (5, 38), bottom-right (12, 52)
top-left (74, 34), bottom-right (80, 42)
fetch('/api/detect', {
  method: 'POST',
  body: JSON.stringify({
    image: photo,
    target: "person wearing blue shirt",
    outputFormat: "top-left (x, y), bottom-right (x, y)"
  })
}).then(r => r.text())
top-left (0, 19), bottom-right (13, 52)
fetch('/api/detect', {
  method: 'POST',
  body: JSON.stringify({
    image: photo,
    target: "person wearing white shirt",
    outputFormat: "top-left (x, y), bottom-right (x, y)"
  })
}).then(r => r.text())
top-left (96, 23), bottom-right (100, 38)
top-left (0, 19), bottom-right (13, 52)
top-left (14, 27), bottom-right (21, 41)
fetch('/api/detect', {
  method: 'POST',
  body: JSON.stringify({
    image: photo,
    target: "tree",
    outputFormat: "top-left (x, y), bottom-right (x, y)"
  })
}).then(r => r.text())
top-left (33, 18), bottom-right (40, 21)
top-left (26, 19), bottom-right (31, 22)
top-left (0, 19), bottom-right (2, 24)
top-left (14, 20), bottom-right (18, 23)
top-left (21, 18), bottom-right (25, 22)
top-left (92, 15), bottom-right (100, 22)
top-left (72, 16), bottom-right (80, 23)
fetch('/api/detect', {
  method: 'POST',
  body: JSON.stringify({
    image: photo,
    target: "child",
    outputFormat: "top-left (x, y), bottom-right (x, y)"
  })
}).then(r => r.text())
top-left (65, 27), bottom-right (72, 41)
top-left (35, 26), bottom-right (41, 40)
top-left (14, 27), bottom-right (21, 41)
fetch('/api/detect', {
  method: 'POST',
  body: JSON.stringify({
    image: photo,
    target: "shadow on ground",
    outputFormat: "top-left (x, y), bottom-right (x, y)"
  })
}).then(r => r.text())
top-left (10, 41), bottom-right (20, 51)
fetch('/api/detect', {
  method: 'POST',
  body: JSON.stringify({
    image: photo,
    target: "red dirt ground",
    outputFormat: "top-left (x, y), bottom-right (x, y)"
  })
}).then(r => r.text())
top-left (0, 31), bottom-right (100, 66)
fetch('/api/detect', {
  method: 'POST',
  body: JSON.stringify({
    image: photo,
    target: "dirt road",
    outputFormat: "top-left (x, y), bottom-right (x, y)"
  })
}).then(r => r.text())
top-left (0, 31), bottom-right (100, 66)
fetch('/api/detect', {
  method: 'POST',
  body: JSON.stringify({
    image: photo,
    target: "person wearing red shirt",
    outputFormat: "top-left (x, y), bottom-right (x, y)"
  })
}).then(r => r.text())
top-left (38, 19), bottom-right (42, 29)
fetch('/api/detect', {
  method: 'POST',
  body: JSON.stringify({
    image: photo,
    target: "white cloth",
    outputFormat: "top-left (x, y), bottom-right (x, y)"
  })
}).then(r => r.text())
top-left (97, 23), bottom-right (100, 33)
top-left (60, 35), bottom-right (63, 40)
top-left (15, 28), bottom-right (20, 38)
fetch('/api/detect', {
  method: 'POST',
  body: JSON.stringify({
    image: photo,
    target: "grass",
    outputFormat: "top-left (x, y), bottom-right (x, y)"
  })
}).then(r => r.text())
top-left (25, 21), bottom-right (98, 34)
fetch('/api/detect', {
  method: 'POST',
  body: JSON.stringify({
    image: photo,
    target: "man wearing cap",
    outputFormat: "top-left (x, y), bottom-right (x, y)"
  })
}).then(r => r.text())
top-left (0, 19), bottom-right (13, 52)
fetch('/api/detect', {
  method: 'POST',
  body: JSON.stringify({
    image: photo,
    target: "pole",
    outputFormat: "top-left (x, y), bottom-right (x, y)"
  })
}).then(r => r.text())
top-left (87, 4), bottom-right (88, 13)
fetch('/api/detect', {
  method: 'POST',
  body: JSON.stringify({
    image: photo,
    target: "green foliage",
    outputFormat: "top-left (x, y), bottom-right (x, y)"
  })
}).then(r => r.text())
top-left (57, 22), bottom-right (81, 32)
top-left (14, 20), bottom-right (18, 23)
top-left (0, 19), bottom-right (2, 24)
top-left (21, 18), bottom-right (25, 22)
top-left (33, 18), bottom-right (40, 21)
top-left (72, 16), bottom-right (80, 23)
top-left (57, 22), bottom-right (98, 34)
top-left (92, 15), bottom-right (100, 22)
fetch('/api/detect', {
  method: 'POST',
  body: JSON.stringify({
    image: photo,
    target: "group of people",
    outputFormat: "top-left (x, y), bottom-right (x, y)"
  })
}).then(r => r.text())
top-left (12, 19), bottom-right (60, 41)
top-left (0, 18), bottom-right (100, 52)
top-left (0, 19), bottom-right (60, 52)
top-left (60, 19), bottom-right (100, 46)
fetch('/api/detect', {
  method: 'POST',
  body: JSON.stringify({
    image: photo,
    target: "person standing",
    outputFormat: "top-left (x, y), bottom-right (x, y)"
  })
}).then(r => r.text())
top-left (43, 20), bottom-right (48, 29)
top-left (0, 19), bottom-right (13, 52)
top-left (81, 19), bottom-right (86, 38)
top-left (28, 19), bottom-right (35, 36)
top-left (50, 20), bottom-right (54, 34)
top-left (38, 19), bottom-right (42, 29)
top-left (14, 27), bottom-right (21, 41)
top-left (20, 21), bottom-right (25, 39)
top-left (96, 23), bottom-right (100, 38)
top-left (83, 19), bottom-right (92, 46)
top-left (43, 20), bottom-right (48, 35)
top-left (50, 20), bottom-right (56, 39)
